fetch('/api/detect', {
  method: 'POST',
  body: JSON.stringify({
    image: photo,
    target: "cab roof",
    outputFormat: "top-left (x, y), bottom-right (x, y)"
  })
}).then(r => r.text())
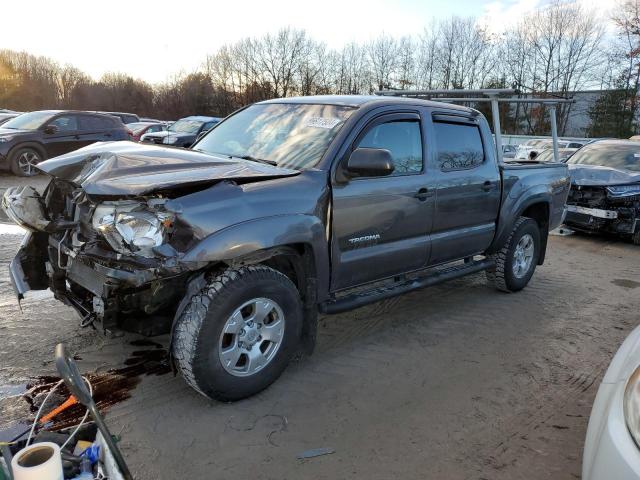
top-left (259, 94), bottom-right (476, 113)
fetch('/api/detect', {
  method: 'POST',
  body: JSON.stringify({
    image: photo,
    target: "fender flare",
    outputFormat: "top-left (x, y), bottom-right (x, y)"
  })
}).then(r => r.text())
top-left (489, 186), bottom-right (552, 254)
top-left (179, 214), bottom-right (330, 301)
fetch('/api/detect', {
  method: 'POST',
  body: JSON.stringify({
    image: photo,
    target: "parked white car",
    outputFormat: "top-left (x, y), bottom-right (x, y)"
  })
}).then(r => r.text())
top-left (583, 324), bottom-right (640, 479)
top-left (515, 139), bottom-right (584, 160)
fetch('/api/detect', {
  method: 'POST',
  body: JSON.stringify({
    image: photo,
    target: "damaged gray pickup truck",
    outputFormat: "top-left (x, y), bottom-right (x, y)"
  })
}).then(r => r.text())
top-left (3, 95), bottom-right (570, 400)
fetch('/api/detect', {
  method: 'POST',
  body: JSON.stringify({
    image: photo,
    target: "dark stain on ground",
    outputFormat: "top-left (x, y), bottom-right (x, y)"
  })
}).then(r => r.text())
top-left (129, 339), bottom-right (164, 348)
top-left (612, 278), bottom-right (640, 289)
top-left (14, 344), bottom-right (171, 434)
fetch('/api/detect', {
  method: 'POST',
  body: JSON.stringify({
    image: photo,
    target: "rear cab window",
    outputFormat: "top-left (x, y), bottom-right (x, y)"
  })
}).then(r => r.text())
top-left (433, 120), bottom-right (485, 171)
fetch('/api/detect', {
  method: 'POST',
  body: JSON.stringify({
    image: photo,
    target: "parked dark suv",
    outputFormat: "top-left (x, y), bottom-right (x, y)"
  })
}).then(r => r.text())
top-left (0, 110), bottom-right (130, 176)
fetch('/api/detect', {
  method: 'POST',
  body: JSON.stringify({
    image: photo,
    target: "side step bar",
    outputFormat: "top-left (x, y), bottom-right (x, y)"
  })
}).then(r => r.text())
top-left (319, 258), bottom-right (495, 314)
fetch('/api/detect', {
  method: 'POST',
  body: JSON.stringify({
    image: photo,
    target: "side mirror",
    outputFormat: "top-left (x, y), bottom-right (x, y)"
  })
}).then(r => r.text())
top-left (345, 148), bottom-right (395, 177)
top-left (43, 125), bottom-right (58, 135)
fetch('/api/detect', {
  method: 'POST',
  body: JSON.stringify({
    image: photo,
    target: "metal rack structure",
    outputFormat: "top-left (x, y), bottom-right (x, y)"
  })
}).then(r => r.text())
top-left (375, 88), bottom-right (575, 163)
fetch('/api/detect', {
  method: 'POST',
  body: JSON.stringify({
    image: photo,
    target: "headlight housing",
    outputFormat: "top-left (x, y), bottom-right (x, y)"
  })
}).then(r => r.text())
top-left (0, 136), bottom-right (13, 143)
top-left (624, 365), bottom-right (640, 448)
top-left (162, 136), bottom-right (177, 144)
top-left (92, 202), bottom-right (173, 258)
top-left (607, 185), bottom-right (640, 197)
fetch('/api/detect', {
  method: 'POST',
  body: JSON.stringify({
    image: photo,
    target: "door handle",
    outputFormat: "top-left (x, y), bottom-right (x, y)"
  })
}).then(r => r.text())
top-left (414, 188), bottom-right (433, 201)
top-left (481, 181), bottom-right (494, 192)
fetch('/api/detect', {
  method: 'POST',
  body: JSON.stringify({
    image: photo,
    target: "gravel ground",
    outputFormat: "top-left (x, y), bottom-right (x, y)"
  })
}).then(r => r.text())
top-left (0, 172), bottom-right (639, 479)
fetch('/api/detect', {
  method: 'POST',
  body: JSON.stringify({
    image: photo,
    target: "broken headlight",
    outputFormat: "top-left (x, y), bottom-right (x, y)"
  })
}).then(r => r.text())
top-left (607, 185), bottom-right (640, 197)
top-left (624, 366), bottom-right (640, 449)
top-left (92, 202), bottom-right (173, 258)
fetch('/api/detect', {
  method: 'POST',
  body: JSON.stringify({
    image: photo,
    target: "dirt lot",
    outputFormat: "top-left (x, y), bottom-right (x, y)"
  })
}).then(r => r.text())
top-left (1, 172), bottom-right (639, 479)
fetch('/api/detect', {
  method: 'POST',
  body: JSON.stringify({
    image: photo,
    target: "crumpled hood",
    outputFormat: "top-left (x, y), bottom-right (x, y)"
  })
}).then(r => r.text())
top-left (568, 164), bottom-right (640, 186)
top-left (36, 141), bottom-right (299, 197)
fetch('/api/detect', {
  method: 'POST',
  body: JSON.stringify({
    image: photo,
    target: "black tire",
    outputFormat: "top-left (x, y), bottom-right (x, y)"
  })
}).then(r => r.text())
top-left (632, 231), bottom-right (640, 246)
top-left (486, 216), bottom-right (541, 292)
top-left (173, 265), bottom-right (303, 401)
top-left (9, 146), bottom-right (43, 177)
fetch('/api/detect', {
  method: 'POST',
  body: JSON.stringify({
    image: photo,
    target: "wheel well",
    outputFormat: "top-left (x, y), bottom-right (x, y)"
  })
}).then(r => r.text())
top-left (8, 142), bottom-right (47, 160)
top-left (521, 202), bottom-right (550, 265)
top-left (226, 244), bottom-right (317, 301)
top-left (225, 244), bottom-right (319, 354)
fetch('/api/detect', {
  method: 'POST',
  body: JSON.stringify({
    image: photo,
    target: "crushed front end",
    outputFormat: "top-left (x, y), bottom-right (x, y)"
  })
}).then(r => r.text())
top-left (2, 179), bottom-right (189, 335)
top-left (565, 184), bottom-right (640, 242)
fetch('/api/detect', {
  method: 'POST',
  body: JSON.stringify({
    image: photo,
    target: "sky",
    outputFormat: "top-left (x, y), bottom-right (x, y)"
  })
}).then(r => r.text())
top-left (1, 0), bottom-right (616, 84)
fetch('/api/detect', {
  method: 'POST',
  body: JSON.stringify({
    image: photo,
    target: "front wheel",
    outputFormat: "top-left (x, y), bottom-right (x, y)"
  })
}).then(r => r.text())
top-left (486, 216), bottom-right (541, 292)
top-left (10, 147), bottom-right (43, 177)
top-left (172, 265), bottom-right (303, 401)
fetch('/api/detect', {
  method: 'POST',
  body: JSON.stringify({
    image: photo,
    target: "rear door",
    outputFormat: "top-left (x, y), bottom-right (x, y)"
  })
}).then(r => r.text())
top-left (331, 111), bottom-right (436, 290)
top-left (78, 114), bottom-right (117, 145)
top-left (428, 114), bottom-right (501, 265)
top-left (41, 114), bottom-right (82, 158)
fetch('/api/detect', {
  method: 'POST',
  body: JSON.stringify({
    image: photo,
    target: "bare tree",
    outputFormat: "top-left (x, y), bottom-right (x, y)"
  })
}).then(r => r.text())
top-left (367, 34), bottom-right (398, 91)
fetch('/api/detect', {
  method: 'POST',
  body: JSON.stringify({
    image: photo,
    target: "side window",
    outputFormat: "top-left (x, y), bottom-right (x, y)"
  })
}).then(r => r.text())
top-left (80, 115), bottom-right (112, 130)
top-left (356, 119), bottom-right (423, 175)
top-left (148, 125), bottom-right (160, 133)
top-left (434, 122), bottom-right (484, 171)
top-left (49, 115), bottom-right (78, 132)
top-left (202, 121), bottom-right (216, 131)
top-left (568, 142), bottom-right (583, 149)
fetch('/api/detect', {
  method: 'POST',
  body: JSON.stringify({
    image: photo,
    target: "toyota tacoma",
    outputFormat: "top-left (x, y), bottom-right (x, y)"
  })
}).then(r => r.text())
top-left (3, 95), bottom-right (570, 400)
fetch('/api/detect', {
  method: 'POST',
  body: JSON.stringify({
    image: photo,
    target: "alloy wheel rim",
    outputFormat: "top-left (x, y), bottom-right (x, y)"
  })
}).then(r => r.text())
top-left (218, 298), bottom-right (285, 377)
top-left (17, 151), bottom-right (40, 176)
top-left (512, 233), bottom-right (534, 279)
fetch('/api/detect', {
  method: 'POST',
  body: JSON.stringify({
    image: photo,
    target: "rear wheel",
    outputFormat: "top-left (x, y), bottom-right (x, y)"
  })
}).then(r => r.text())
top-left (172, 265), bottom-right (303, 401)
top-left (486, 217), bottom-right (541, 292)
top-left (632, 231), bottom-right (640, 246)
top-left (9, 147), bottom-right (43, 177)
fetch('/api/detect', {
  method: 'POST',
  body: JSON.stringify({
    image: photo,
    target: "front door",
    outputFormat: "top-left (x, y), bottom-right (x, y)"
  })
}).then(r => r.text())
top-left (42, 114), bottom-right (82, 158)
top-left (331, 112), bottom-right (436, 291)
top-left (428, 114), bottom-right (501, 266)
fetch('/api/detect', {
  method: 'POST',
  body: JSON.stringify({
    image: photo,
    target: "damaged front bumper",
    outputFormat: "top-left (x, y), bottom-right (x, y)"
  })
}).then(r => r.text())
top-left (10, 229), bottom-right (189, 334)
top-left (565, 205), bottom-right (637, 235)
top-left (565, 185), bottom-right (640, 237)
top-left (3, 184), bottom-right (190, 335)
top-left (9, 232), bottom-right (48, 301)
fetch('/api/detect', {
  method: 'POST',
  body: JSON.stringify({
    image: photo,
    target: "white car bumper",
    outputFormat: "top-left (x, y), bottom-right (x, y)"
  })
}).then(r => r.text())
top-left (583, 383), bottom-right (640, 479)
top-left (583, 326), bottom-right (640, 480)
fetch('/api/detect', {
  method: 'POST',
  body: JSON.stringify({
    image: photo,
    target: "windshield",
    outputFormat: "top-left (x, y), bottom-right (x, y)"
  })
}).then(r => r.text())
top-left (193, 103), bottom-right (355, 170)
top-left (534, 150), bottom-right (554, 162)
top-left (2, 111), bottom-right (56, 130)
top-left (169, 119), bottom-right (203, 134)
top-left (568, 142), bottom-right (640, 172)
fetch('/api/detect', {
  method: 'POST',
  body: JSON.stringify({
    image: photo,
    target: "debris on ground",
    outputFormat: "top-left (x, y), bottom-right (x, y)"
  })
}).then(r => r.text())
top-left (297, 447), bottom-right (335, 459)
